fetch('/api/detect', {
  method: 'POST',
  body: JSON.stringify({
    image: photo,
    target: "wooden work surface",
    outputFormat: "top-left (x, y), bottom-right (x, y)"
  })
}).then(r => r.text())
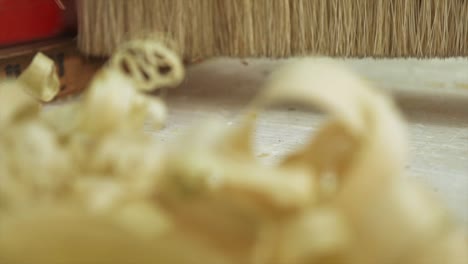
top-left (150, 58), bottom-right (468, 230)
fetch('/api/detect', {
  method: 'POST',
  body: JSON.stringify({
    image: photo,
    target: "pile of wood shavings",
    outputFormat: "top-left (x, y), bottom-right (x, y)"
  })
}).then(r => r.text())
top-left (0, 41), bottom-right (466, 264)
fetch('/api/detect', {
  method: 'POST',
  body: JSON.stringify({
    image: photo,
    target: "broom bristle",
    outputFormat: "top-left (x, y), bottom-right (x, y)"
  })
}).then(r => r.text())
top-left (77, 0), bottom-right (468, 59)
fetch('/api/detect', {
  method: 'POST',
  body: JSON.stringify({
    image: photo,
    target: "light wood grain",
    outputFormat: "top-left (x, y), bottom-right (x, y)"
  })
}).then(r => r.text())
top-left (149, 58), bottom-right (468, 230)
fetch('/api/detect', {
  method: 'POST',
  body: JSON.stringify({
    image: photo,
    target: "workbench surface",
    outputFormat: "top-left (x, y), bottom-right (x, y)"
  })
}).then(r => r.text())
top-left (151, 58), bottom-right (468, 229)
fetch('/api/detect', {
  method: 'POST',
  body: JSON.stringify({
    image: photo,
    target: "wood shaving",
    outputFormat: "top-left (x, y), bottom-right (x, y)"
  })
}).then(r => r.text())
top-left (0, 80), bottom-right (40, 127)
top-left (0, 56), bottom-right (465, 264)
top-left (18, 52), bottom-right (60, 102)
top-left (109, 38), bottom-right (185, 92)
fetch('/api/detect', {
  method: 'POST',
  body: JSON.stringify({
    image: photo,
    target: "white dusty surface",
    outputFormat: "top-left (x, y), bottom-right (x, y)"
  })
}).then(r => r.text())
top-left (148, 58), bottom-right (468, 229)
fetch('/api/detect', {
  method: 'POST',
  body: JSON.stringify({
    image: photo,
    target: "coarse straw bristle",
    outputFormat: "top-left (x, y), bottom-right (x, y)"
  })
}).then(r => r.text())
top-left (77, 0), bottom-right (468, 59)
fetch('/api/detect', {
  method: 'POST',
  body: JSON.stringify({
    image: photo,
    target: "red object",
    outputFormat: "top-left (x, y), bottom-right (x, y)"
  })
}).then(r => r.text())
top-left (0, 0), bottom-right (72, 47)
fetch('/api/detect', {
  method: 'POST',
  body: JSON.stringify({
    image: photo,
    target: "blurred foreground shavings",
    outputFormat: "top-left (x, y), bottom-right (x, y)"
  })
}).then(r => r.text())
top-left (0, 46), bottom-right (466, 264)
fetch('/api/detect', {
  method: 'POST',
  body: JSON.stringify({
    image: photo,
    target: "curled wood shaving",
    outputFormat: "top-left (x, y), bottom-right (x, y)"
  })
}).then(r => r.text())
top-left (18, 52), bottom-right (60, 102)
top-left (0, 56), bottom-right (465, 264)
top-left (109, 39), bottom-right (185, 92)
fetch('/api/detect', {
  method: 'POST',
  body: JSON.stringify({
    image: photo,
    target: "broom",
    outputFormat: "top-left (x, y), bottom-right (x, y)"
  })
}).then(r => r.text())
top-left (77, 0), bottom-right (468, 60)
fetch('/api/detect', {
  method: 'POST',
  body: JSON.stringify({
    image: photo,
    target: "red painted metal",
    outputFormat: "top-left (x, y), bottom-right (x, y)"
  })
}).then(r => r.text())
top-left (0, 0), bottom-right (74, 47)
